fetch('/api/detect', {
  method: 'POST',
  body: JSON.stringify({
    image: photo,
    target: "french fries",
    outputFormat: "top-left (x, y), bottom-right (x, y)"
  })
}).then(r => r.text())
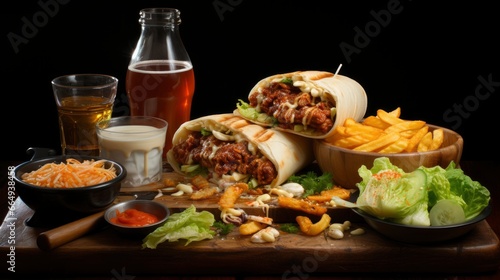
top-left (296, 214), bottom-right (331, 236)
top-left (190, 186), bottom-right (219, 200)
top-left (306, 187), bottom-right (351, 203)
top-left (239, 220), bottom-right (268, 235)
top-left (405, 125), bottom-right (429, 152)
top-left (296, 216), bottom-right (313, 233)
top-left (218, 182), bottom-right (249, 209)
top-left (430, 128), bottom-right (444, 150)
top-left (417, 131), bottom-right (433, 152)
top-left (191, 175), bottom-right (210, 189)
top-left (327, 108), bottom-right (446, 153)
top-left (277, 196), bottom-right (328, 216)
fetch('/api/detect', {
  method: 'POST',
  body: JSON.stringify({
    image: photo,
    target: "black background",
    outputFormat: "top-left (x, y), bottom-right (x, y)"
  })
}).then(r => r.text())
top-left (2, 0), bottom-right (499, 162)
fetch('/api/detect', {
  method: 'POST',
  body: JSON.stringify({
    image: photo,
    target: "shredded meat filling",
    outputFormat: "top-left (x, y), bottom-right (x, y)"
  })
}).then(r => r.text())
top-left (248, 82), bottom-right (334, 133)
top-left (172, 132), bottom-right (277, 186)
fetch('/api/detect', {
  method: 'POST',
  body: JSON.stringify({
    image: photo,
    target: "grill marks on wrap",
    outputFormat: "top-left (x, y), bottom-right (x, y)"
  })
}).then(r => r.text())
top-left (253, 128), bottom-right (274, 143)
top-left (249, 81), bottom-right (334, 134)
top-left (172, 132), bottom-right (277, 186)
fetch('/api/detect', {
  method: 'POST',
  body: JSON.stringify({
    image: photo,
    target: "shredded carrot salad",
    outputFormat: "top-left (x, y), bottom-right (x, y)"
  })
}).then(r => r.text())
top-left (21, 158), bottom-right (117, 188)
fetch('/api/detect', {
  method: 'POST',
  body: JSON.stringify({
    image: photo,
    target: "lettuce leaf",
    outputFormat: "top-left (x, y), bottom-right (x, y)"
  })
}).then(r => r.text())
top-left (236, 99), bottom-right (277, 125)
top-left (356, 158), bottom-right (429, 225)
top-left (142, 205), bottom-right (215, 249)
top-left (357, 156), bottom-right (404, 194)
top-left (354, 157), bottom-right (491, 226)
top-left (421, 162), bottom-right (490, 220)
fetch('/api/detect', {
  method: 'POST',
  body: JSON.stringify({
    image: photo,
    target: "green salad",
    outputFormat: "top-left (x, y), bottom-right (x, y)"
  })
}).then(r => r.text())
top-left (334, 157), bottom-right (490, 226)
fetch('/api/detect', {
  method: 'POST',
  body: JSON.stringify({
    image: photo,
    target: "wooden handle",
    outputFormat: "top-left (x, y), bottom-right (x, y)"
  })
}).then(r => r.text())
top-left (37, 210), bottom-right (106, 251)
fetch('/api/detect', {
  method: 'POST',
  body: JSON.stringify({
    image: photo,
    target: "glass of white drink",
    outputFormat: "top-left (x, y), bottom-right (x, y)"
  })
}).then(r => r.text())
top-left (96, 116), bottom-right (167, 187)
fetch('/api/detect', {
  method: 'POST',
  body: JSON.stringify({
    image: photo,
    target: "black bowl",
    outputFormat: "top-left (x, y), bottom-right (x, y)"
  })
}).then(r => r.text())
top-left (13, 150), bottom-right (126, 219)
top-left (352, 202), bottom-right (492, 244)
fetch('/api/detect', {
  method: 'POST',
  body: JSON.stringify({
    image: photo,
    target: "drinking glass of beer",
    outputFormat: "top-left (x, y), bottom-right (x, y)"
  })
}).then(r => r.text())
top-left (52, 74), bottom-right (118, 156)
top-left (126, 8), bottom-right (195, 158)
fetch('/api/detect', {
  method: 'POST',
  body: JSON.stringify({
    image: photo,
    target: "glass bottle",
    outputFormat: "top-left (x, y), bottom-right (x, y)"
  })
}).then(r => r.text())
top-left (126, 8), bottom-right (195, 158)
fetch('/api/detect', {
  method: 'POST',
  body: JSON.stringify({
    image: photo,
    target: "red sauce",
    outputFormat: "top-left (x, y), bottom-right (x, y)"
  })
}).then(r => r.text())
top-left (110, 208), bottom-right (159, 227)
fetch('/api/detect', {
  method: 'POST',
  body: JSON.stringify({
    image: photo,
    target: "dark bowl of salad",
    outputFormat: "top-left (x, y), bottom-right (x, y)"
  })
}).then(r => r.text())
top-left (352, 203), bottom-right (492, 244)
top-left (333, 157), bottom-right (492, 244)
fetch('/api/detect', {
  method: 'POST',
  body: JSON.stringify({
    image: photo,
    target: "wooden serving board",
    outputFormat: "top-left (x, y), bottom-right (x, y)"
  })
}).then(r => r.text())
top-left (2, 171), bottom-right (500, 276)
top-left (1, 197), bottom-right (500, 276)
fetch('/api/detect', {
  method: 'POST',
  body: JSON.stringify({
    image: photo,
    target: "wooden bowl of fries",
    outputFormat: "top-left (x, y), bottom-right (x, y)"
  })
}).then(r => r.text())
top-left (313, 124), bottom-right (463, 188)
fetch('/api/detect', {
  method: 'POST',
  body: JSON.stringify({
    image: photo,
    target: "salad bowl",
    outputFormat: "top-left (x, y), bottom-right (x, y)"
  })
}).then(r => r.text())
top-left (353, 203), bottom-right (492, 244)
top-left (338, 156), bottom-right (493, 244)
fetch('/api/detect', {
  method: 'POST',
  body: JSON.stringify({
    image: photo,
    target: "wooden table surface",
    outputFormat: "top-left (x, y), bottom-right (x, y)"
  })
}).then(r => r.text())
top-left (1, 160), bottom-right (499, 280)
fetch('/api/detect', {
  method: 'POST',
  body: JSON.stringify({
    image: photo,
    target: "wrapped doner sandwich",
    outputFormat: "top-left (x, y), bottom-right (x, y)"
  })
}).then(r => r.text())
top-left (235, 70), bottom-right (368, 139)
top-left (167, 114), bottom-right (314, 189)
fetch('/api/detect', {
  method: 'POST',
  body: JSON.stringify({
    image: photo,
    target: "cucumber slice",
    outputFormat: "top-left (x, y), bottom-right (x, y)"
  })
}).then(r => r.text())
top-left (429, 199), bottom-right (466, 226)
top-left (407, 169), bottom-right (427, 187)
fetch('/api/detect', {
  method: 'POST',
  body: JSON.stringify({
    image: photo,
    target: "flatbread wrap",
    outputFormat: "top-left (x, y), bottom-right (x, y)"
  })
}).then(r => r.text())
top-left (167, 114), bottom-right (314, 189)
top-left (235, 71), bottom-right (368, 139)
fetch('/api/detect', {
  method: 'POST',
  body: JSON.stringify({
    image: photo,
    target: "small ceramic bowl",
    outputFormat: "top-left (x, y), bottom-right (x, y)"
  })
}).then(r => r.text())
top-left (313, 124), bottom-right (463, 188)
top-left (104, 200), bottom-right (170, 238)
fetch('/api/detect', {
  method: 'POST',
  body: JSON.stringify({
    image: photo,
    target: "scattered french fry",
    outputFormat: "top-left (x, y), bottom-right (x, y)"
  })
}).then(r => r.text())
top-left (296, 216), bottom-right (313, 233)
top-left (239, 220), bottom-right (267, 235)
top-left (191, 175), bottom-right (210, 189)
top-left (278, 196), bottom-right (327, 216)
top-left (307, 187), bottom-right (351, 203)
top-left (218, 182), bottom-right (249, 209)
top-left (296, 214), bottom-right (331, 236)
top-left (190, 186), bottom-right (218, 200)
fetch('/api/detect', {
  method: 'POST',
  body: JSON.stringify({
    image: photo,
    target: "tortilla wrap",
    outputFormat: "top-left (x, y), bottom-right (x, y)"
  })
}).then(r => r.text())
top-left (234, 71), bottom-right (368, 139)
top-left (167, 114), bottom-right (314, 188)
